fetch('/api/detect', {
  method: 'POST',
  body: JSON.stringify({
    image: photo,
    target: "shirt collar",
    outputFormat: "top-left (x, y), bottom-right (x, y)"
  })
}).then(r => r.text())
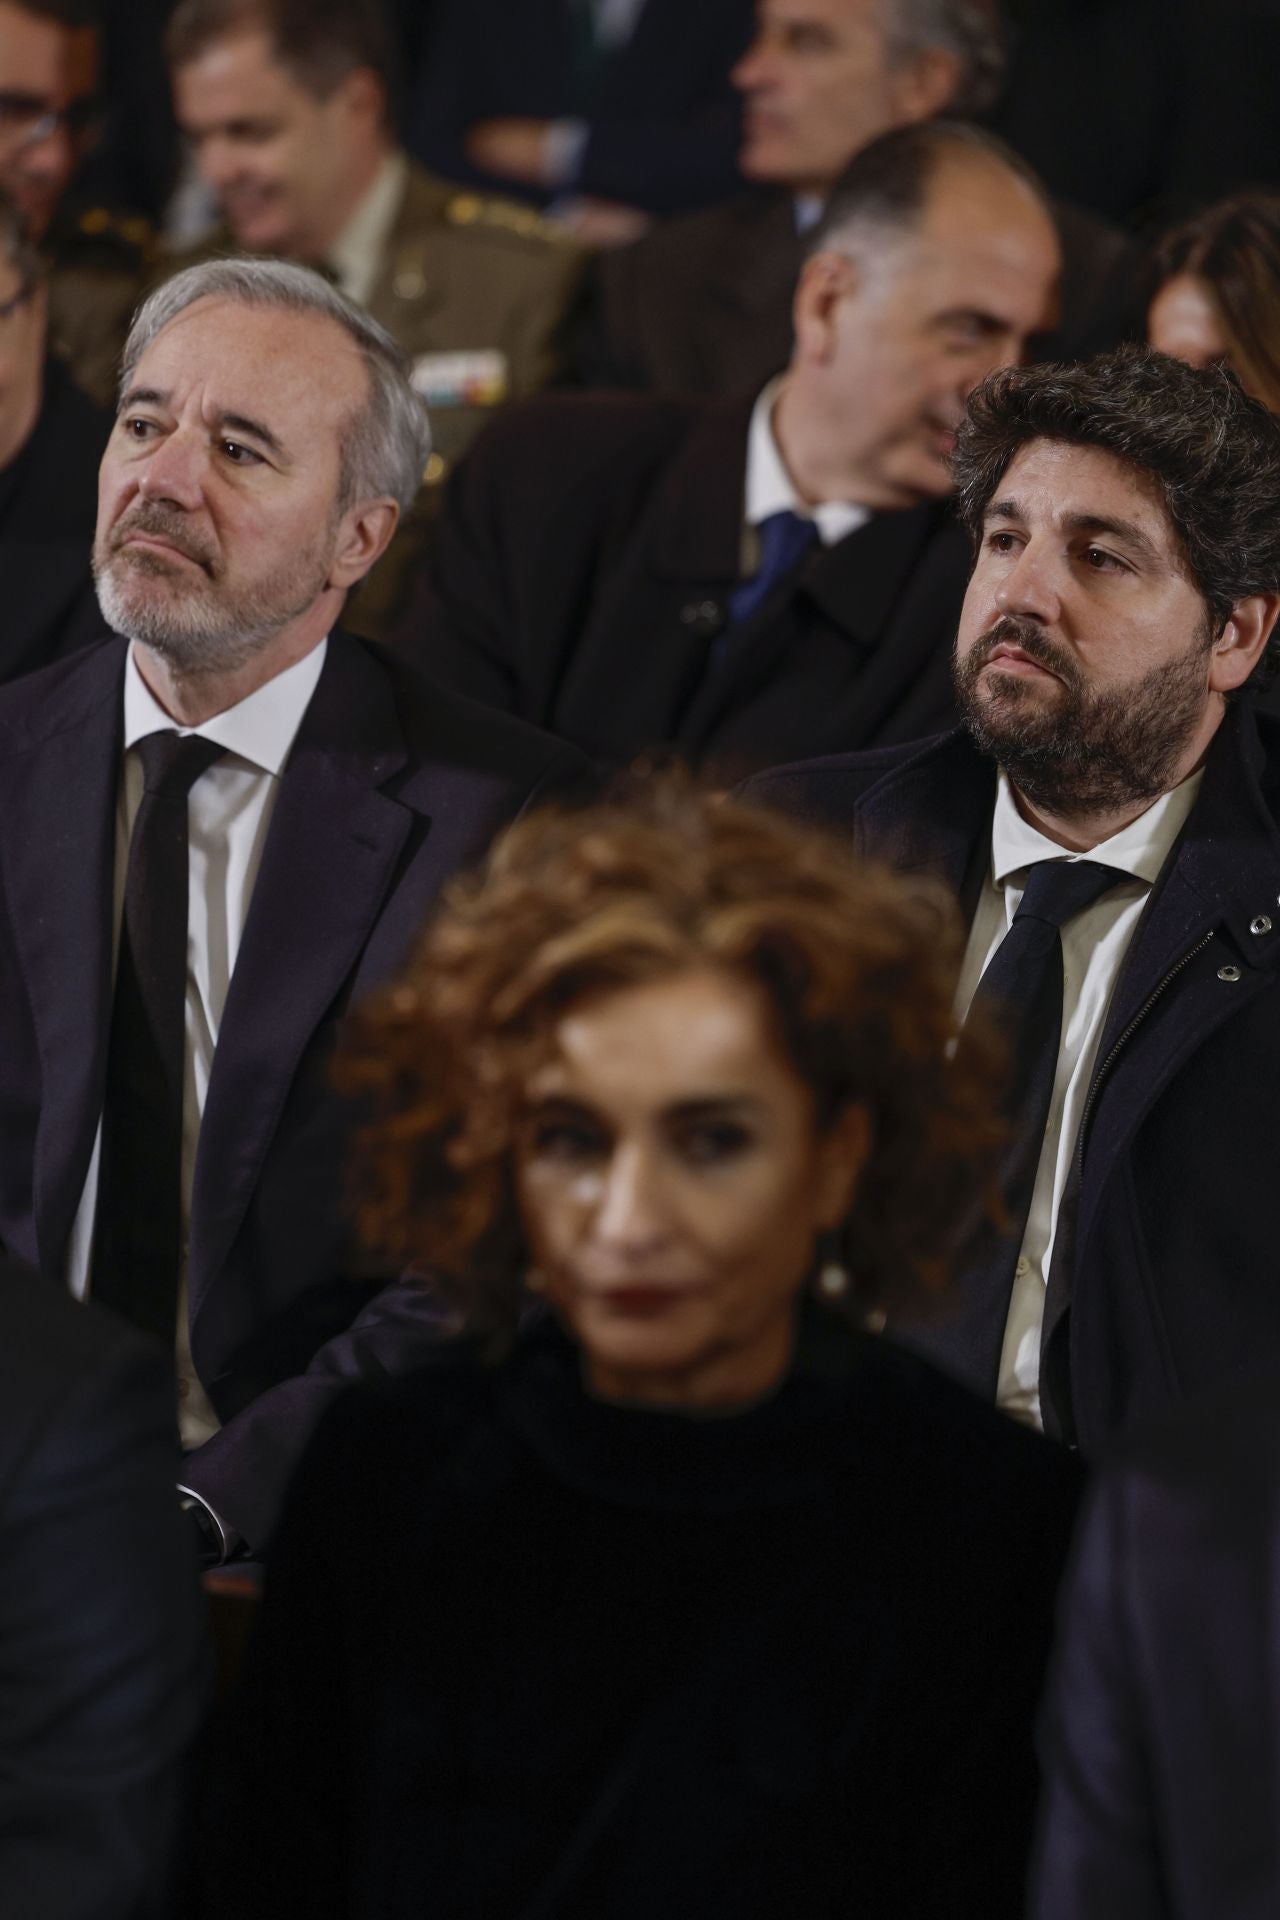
top-left (991, 763), bottom-right (1206, 891)
top-left (793, 193), bottom-right (825, 235)
top-left (123, 637), bottom-right (328, 777)
top-left (744, 375), bottom-right (871, 548)
top-left (327, 150), bottom-right (408, 307)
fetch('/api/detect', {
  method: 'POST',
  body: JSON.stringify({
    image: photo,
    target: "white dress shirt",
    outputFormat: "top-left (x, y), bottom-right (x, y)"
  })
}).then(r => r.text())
top-left (326, 151), bottom-right (409, 306)
top-left (743, 376), bottom-right (870, 566)
top-left (955, 767), bottom-right (1204, 1428)
top-left (67, 640), bottom-right (329, 1449)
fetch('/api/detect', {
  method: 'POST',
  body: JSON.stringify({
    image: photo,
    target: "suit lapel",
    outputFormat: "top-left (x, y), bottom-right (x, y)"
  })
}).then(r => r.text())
top-left (679, 505), bottom-right (952, 752)
top-left (1072, 706), bottom-right (1280, 1255)
top-left (189, 637), bottom-right (419, 1309)
top-left (560, 398), bottom-right (749, 753)
top-left (0, 643), bottom-right (123, 1270)
top-left (850, 728), bottom-right (995, 908)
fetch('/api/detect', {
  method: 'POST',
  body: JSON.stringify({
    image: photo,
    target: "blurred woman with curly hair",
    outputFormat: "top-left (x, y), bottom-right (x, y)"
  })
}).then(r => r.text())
top-left (213, 780), bottom-right (1082, 1920)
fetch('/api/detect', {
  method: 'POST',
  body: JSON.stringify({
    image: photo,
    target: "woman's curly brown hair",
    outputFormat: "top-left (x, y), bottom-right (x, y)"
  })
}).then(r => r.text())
top-left (339, 778), bottom-right (1006, 1332)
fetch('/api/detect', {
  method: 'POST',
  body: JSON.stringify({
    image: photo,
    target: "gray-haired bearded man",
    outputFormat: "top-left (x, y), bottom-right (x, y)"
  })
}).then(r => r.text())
top-left (0, 258), bottom-right (588, 1562)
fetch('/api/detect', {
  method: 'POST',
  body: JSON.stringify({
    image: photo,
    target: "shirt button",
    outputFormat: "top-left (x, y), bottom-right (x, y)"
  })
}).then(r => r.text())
top-left (1015, 1257), bottom-right (1030, 1279)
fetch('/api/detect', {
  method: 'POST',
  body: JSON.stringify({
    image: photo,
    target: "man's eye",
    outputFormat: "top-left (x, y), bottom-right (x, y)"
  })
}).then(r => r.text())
top-left (123, 417), bottom-right (155, 439)
top-left (676, 1122), bottom-right (754, 1167)
top-left (221, 440), bottom-right (262, 465)
top-left (986, 530), bottom-right (1020, 553)
top-left (1084, 547), bottom-right (1125, 572)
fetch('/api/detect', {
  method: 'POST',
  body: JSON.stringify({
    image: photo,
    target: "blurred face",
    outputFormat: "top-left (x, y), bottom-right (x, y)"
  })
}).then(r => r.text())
top-left (174, 30), bottom-right (366, 258)
top-left (0, 249), bottom-right (44, 469)
top-left (953, 439), bottom-right (1233, 818)
top-left (0, 2), bottom-right (98, 240)
top-left (734, 0), bottom-right (954, 194)
top-left (803, 162), bottom-right (1060, 507)
top-left (94, 296), bottom-right (377, 678)
top-left (516, 968), bottom-right (868, 1409)
top-left (1147, 273), bottom-right (1229, 374)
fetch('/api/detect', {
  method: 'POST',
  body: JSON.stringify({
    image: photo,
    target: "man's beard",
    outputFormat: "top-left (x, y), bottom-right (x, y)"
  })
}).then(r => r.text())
top-left (92, 503), bottom-right (335, 679)
top-left (953, 615), bottom-right (1216, 818)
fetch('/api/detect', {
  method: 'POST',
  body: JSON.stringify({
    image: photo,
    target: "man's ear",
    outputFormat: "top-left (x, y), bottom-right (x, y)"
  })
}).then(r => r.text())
top-left (792, 250), bottom-right (856, 366)
top-left (889, 46), bottom-right (963, 123)
top-left (328, 498), bottom-right (400, 590)
top-left (332, 64), bottom-right (387, 134)
top-left (1208, 592), bottom-right (1280, 694)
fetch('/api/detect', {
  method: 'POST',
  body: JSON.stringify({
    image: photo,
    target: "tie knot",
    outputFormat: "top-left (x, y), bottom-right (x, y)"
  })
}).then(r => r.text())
top-left (1014, 858), bottom-right (1122, 931)
top-left (134, 730), bottom-right (224, 801)
top-left (756, 508), bottom-right (819, 576)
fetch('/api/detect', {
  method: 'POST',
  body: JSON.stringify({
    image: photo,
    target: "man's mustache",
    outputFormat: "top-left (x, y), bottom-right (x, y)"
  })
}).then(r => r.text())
top-left (109, 506), bottom-right (217, 576)
top-left (967, 616), bottom-right (1083, 691)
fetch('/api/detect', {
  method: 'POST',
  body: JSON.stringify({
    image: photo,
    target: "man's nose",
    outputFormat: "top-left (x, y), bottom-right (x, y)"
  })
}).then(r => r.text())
top-left (731, 33), bottom-right (775, 92)
top-left (136, 433), bottom-right (206, 511)
top-left (592, 1144), bottom-right (672, 1251)
top-left (994, 542), bottom-right (1061, 624)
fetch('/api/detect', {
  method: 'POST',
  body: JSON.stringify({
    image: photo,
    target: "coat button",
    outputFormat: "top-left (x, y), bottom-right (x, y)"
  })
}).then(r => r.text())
top-left (679, 599), bottom-right (724, 637)
top-left (1218, 964), bottom-right (1242, 982)
top-left (1251, 915), bottom-right (1273, 935)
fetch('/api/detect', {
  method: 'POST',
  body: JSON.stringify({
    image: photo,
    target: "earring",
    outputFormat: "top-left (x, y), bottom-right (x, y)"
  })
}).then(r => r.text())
top-left (816, 1259), bottom-right (849, 1302)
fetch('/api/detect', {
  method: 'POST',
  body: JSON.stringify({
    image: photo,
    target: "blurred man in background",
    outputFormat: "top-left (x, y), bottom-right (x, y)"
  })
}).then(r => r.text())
top-left (0, 183), bottom-right (108, 679)
top-left (0, 0), bottom-right (150, 405)
top-left (578, 0), bottom-right (1126, 394)
top-left (398, 123), bottom-right (1059, 779)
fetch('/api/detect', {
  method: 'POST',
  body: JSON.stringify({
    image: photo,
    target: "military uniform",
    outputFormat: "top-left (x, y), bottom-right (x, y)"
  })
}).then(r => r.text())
top-left (159, 155), bottom-right (588, 639)
top-left (46, 202), bottom-right (153, 410)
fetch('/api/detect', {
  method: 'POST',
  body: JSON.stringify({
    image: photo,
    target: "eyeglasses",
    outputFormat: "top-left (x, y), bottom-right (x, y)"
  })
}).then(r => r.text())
top-left (0, 91), bottom-right (103, 156)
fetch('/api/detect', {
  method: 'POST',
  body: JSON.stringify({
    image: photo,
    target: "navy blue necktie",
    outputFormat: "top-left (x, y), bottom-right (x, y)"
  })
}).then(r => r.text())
top-left (946, 858), bottom-right (1123, 1398)
top-left (92, 731), bottom-right (223, 1345)
top-left (728, 509), bottom-right (819, 628)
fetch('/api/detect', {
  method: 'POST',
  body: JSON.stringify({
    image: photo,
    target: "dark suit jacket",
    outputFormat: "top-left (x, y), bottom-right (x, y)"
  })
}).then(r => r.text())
top-left (0, 633), bottom-right (589, 1552)
top-left (1032, 1369), bottom-right (1280, 1919)
top-left (407, 0), bottom-right (751, 215)
top-left (745, 704), bottom-right (1280, 1452)
top-left (394, 390), bottom-right (968, 777)
top-left (0, 1259), bottom-right (208, 1920)
top-left (0, 355), bottom-right (110, 684)
top-left (206, 1312), bottom-right (1082, 1920)
top-left (574, 185), bottom-right (1136, 395)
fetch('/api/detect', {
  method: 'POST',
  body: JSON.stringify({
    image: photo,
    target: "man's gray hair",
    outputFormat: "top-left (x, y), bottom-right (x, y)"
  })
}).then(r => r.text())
top-left (120, 257), bottom-right (432, 515)
top-left (883, 0), bottom-right (1006, 116)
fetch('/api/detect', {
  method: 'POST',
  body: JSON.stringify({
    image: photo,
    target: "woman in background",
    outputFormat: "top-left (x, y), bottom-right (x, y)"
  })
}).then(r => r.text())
top-left (1146, 192), bottom-right (1280, 411)
top-left (210, 782), bottom-right (1082, 1920)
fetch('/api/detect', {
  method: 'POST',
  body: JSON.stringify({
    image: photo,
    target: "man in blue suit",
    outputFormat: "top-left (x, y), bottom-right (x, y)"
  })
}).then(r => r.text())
top-left (747, 346), bottom-right (1280, 1452)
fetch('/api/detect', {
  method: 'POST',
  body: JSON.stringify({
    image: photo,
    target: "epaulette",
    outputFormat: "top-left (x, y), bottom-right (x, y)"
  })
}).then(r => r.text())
top-left (59, 204), bottom-right (156, 266)
top-left (444, 192), bottom-right (572, 244)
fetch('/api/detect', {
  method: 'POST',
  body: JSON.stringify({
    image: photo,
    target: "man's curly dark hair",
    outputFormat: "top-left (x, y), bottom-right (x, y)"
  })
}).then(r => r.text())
top-left (951, 345), bottom-right (1280, 686)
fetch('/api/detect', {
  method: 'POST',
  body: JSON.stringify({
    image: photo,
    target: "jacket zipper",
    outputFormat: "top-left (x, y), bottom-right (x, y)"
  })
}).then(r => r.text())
top-left (1074, 930), bottom-right (1217, 1180)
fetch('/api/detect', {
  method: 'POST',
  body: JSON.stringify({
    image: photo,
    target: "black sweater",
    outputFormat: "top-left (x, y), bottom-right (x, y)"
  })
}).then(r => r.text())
top-left (210, 1314), bottom-right (1082, 1919)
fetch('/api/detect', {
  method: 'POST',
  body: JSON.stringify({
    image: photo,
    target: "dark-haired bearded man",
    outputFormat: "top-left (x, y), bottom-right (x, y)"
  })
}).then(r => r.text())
top-left (746, 345), bottom-right (1280, 1454)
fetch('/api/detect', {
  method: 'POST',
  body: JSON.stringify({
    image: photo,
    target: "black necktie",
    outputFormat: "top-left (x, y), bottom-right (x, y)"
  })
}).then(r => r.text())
top-left (91, 731), bottom-right (224, 1345)
top-left (946, 858), bottom-right (1123, 1397)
